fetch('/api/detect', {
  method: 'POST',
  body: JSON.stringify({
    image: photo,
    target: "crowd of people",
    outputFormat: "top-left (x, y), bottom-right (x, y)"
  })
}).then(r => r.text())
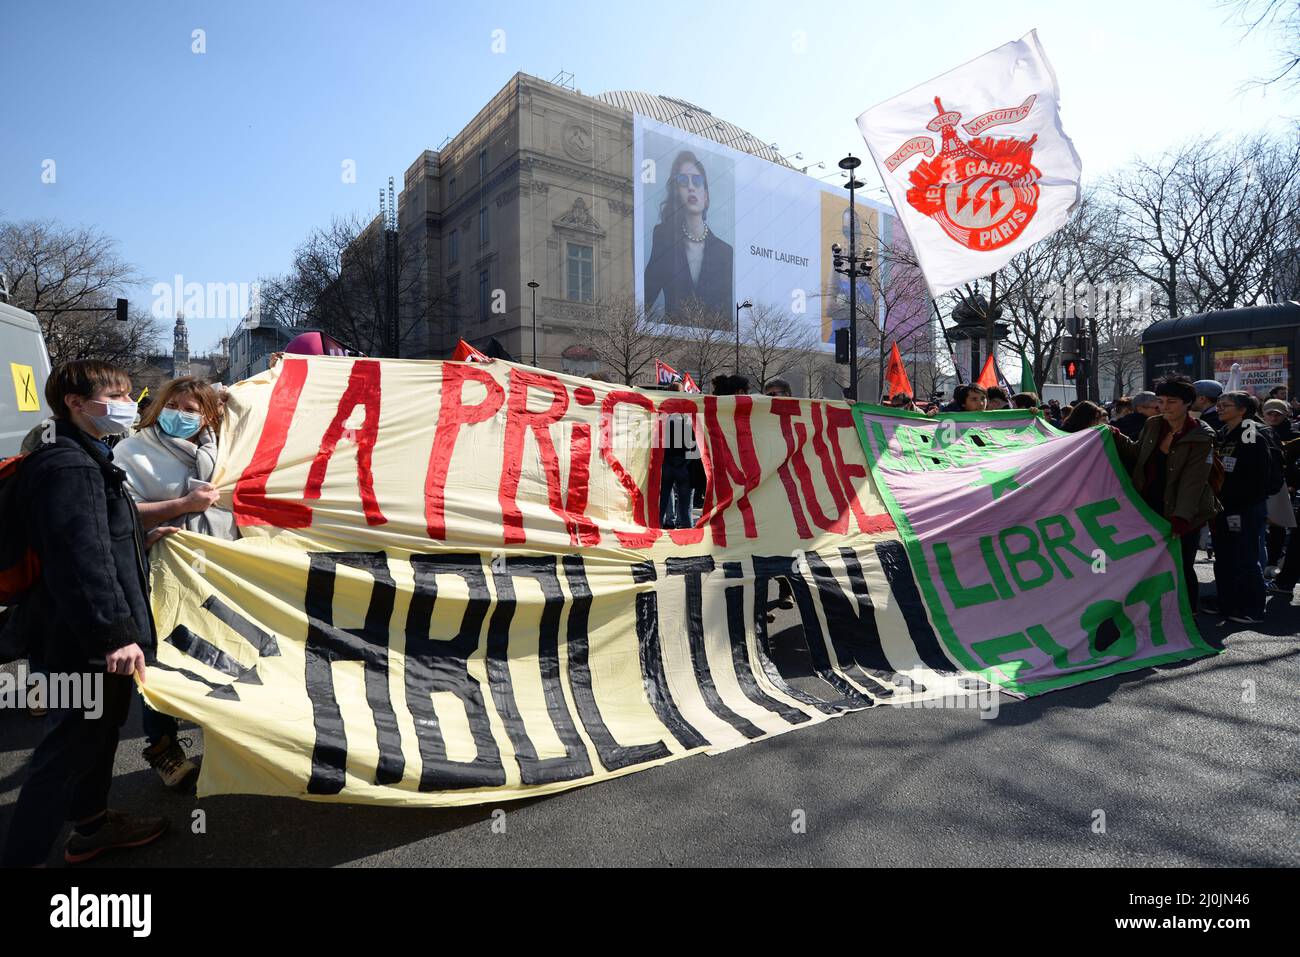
top-left (670, 371), bottom-right (1300, 630)
top-left (4, 358), bottom-right (1297, 867)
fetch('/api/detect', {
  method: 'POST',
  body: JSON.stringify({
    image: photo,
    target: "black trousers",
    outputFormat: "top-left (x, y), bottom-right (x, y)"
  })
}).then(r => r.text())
top-left (1178, 530), bottom-right (1200, 613)
top-left (1277, 525), bottom-right (1300, 589)
top-left (1, 671), bottom-right (132, 867)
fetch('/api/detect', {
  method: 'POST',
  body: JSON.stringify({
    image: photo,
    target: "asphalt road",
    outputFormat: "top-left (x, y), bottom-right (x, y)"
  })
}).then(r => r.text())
top-left (2, 560), bottom-right (1296, 868)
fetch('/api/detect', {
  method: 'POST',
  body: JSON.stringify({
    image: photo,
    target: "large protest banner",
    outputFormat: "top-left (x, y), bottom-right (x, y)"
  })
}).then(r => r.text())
top-left (851, 406), bottom-right (1217, 695)
top-left (142, 356), bottom-right (991, 806)
top-left (140, 357), bottom-right (1212, 806)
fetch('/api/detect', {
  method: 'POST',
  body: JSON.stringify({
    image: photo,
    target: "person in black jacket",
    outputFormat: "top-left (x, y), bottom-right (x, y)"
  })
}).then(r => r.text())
top-left (1207, 391), bottom-right (1271, 623)
top-left (1192, 380), bottom-right (1224, 432)
top-left (0, 360), bottom-right (170, 866)
top-left (658, 383), bottom-right (696, 530)
top-left (1113, 391), bottom-right (1159, 441)
top-left (1269, 408), bottom-right (1300, 597)
top-left (1262, 398), bottom-right (1296, 572)
top-left (643, 150), bottom-right (734, 325)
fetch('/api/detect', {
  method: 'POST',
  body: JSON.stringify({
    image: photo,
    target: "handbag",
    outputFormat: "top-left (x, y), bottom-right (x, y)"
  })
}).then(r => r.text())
top-left (1266, 485), bottom-right (1297, 529)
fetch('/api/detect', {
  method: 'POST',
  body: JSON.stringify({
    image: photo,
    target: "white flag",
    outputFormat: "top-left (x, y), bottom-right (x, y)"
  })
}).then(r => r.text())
top-left (856, 29), bottom-right (1082, 299)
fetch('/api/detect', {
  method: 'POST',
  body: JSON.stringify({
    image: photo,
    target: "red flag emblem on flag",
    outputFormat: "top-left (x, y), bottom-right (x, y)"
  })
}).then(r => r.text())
top-left (656, 359), bottom-right (700, 393)
top-left (451, 339), bottom-right (492, 363)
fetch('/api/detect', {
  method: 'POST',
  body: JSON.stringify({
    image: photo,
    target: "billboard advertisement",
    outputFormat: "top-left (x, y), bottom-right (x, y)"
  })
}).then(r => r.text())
top-left (1212, 345), bottom-right (1290, 396)
top-left (634, 116), bottom-right (924, 353)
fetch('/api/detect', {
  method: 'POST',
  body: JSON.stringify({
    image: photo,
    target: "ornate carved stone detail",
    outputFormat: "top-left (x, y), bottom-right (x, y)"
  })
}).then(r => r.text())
top-left (531, 180), bottom-right (549, 193)
top-left (495, 186), bottom-right (519, 208)
top-left (554, 197), bottom-right (604, 236)
top-left (562, 122), bottom-right (594, 162)
top-left (607, 199), bottom-right (632, 217)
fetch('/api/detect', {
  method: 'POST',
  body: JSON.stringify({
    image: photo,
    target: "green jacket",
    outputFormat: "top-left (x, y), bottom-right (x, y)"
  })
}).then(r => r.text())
top-left (1113, 415), bottom-right (1220, 529)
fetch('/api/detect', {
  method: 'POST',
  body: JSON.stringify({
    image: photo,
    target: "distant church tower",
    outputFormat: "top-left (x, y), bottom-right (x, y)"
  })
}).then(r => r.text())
top-left (172, 311), bottom-right (191, 378)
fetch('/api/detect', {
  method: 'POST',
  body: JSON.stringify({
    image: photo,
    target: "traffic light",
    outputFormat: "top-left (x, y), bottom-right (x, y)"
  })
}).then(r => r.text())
top-left (116, 298), bottom-right (128, 322)
top-left (1062, 359), bottom-right (1079, 381)
top-left (834, 327), bottom-right (849, 364)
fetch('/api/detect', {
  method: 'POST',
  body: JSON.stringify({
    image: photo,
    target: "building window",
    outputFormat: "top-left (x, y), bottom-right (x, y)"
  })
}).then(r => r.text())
top-left (448, 176), bottom-right (456, 202)
top-left (478, 270), bottom-right (490, 323)
top-left (479, 206), bottom-right (489, 245)
top-left (448, 229), bottom-right (458, 265)
top-left (446, 276), bottom-right (460, 334)
top-left (566, 243), bottom-right (594, 302)
top-left (479, 149), bottom-right (487, 179)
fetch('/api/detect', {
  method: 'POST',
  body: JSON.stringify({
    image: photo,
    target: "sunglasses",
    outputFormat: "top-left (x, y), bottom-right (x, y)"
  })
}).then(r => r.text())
top-left (673, 173), bottom-right (705, 189)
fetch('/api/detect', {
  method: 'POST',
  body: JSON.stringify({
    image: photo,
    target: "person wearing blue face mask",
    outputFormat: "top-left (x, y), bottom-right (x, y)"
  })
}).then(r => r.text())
top-left (113, 376), bottom-right (237, 790)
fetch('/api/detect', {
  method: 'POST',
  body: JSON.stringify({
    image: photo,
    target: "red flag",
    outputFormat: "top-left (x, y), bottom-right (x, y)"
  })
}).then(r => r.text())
top-left (656, 359), bottom-right (701, 393)
top-left (975, 353), bottom-right (999, 389)
top-left (451, 339), bottom-right (491, 363)
top-left (884, 342), bottom-right (913, 400)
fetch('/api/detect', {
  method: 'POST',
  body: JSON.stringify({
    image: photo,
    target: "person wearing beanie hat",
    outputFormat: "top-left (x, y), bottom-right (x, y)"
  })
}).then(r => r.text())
top-left (1192, 379), bottom-right (1224, 432)
top-left (1112, 375), bottom-right (1219, 613)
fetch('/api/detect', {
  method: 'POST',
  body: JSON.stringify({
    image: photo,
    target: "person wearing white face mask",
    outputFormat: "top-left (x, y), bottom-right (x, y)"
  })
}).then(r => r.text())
top-left (1, 360), bottom-right (170, 866)
top-left (112, 376), bottom-right (236, 788)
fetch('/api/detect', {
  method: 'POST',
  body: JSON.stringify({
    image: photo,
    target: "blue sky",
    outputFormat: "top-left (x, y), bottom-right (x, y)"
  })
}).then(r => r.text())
top-left (2, 0), bottom-right (1293, 354)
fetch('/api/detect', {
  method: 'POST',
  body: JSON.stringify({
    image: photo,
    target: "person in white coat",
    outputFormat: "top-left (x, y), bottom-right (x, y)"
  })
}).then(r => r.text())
top-left (114, 376), bottom-right (237, 789)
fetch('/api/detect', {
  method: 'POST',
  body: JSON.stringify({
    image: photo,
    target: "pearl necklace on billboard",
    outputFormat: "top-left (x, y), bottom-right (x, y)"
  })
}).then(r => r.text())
top-left (682, 221), bottom-right (710, 243)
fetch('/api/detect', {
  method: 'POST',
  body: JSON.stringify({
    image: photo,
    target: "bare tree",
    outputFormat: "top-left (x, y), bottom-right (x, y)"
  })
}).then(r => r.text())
top-left (667, 300), bottom-right (733, 386)
top-left (1179, 133), bottom-right (1300, 311)
top-left (1108, 140), bottom-right (1219, 318)
top-left (789, 326), bottom-right (837, 398)
top-left (283, 212), bottom-right (433, 357)
top-left (1222, 0), bottom-right (1300, 90)
top-left (589, 294), bottom-right (662, 385)
top-left (255, 270), bottom-right (316, 330)
top-left (0, 218), bottom-right (159, 368)
top-left (866, 225), bottom-right (932, 399)
top-left (741, 303), bottom-right (805, 391)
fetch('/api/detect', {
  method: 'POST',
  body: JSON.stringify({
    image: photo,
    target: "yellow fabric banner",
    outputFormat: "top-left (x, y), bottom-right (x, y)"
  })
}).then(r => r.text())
top-left (142, 356), bottom-right (988, 805)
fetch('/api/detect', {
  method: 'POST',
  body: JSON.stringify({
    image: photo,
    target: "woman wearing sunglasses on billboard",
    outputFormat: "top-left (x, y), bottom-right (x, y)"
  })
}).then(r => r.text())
top-left (644, 150), bottom-right (733, 326)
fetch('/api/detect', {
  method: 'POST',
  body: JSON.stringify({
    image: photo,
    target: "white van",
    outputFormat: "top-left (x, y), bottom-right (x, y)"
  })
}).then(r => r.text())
top-left (0, 277), bottom-right (53, 458)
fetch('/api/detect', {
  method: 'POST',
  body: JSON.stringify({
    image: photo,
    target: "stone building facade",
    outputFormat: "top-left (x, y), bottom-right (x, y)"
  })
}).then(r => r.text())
top-left (393, 73), bottom-right (795, 380)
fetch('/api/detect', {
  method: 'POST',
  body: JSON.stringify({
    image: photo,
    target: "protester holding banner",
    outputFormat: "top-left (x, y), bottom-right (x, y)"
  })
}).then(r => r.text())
top-left (114, 376), bottom-right (236, 789)
top-left (1, 360), bottom-right (168, 867)
top-left (985, 387), bottom-right (1009, 411)
top-left (1062, 401), bottom-right (1105, 433)
top-left (947, 384), bottom-right (986, 412)
top-left (658, 382), bottom-right (696, 531)
top-left (1111, 376), bottom-right (1219, 614)
top-left (1207, 392), bottom-right (1271, 624)
top-left (116, 378), bottom-right (233, 539)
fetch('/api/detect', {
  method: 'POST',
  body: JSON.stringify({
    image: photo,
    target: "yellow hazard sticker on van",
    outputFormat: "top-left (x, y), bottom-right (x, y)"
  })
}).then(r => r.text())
top-left (10, 363), bottom-right (40, 412)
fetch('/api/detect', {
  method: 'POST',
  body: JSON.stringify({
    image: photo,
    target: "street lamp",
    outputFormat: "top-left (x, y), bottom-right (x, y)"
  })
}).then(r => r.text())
top-left (527, 279), bottom-right (540, 365)
top-left (735, 299), bottom-right (752, 375)
top-left (833, 154), bottom-right (872, 401)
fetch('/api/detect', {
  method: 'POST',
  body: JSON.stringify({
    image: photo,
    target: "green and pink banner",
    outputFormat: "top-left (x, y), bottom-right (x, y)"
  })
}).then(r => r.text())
top-left (852, 406), bottom-right (1217, 695)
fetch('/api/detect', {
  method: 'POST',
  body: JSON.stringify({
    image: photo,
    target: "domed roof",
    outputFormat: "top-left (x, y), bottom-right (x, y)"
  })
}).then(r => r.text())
top-left (594, 91), bottom-right (792, 168)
